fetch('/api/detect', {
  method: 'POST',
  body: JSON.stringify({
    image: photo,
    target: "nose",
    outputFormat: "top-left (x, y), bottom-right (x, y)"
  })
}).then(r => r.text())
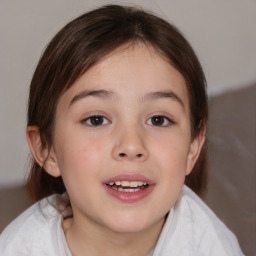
top-left (112, 125), bottom-right (148, 162)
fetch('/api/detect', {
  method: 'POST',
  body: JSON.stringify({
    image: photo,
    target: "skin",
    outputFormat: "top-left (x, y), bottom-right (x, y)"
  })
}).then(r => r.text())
top-left (27, 44), bottom-right (205, 256)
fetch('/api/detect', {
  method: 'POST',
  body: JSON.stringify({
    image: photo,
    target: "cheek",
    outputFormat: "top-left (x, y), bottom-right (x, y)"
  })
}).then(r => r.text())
top-left (152, 137), bottom-right (190, 207)
top-left (152, 135), bottom-right (190, 176)
top-left (55, 124), bottom-right (102, 167)
top-left (55, 134), bottom-right (99, 178)
top-left (56, 141), bottom-right (103, 197)
top-left (61, 145), bottom-right (102, 172)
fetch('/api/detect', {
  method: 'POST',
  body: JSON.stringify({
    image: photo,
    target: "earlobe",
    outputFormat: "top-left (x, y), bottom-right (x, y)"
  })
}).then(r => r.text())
top-left (186, 128), bottom-right (206, 175)
top-left (26, 126), bottom-right (61, 177)
top-left (26, 126), bottom-right (47, 166)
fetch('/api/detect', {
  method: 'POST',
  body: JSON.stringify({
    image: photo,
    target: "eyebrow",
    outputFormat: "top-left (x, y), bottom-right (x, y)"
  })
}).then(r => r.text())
top-left (142, 90), bottom-right (184, 108)
top-left (69, 89), bottom-right (184, 109)
top-left (69, 89), bottom-right (115, 107)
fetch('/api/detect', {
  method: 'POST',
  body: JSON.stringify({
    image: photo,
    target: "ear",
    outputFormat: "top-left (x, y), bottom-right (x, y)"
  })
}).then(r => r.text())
top-left (26, 126), bottom-right (61, 177)
top-left (185, 128), bottom-right (206, 175)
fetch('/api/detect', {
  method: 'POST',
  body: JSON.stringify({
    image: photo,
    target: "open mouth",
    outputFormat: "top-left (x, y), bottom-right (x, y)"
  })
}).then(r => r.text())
top-left (106, 181), bottom-right (149, 192)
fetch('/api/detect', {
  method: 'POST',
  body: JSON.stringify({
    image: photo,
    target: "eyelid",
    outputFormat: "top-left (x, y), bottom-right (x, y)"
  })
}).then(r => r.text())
top-left (146, 115), bottom-right (176, 127)
top-left (81, 112), bottom-right (112, 127)
top-left (89, 115), bottom-right (109, 123)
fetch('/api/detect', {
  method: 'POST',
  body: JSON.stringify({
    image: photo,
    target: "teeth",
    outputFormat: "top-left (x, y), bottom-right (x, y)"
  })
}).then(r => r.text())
top-left (107, 181), bottom-right (148, 188)
top-left (118, 187), bottom-right (124, 192)
top-left (137, 181), bottom-right (143, 186)
top-left (121, 181), bottom-right (130, 187)
top-left (130, 181), bottom-right (138, 187)
top-left (118, 187), bottom-right (141, 192)
top-left (110, 186), bottom-right (142, 192)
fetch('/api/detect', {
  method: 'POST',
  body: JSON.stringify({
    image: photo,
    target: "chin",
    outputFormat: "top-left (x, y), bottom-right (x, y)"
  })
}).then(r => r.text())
top-left (105, 214), bottom-right (162, 234)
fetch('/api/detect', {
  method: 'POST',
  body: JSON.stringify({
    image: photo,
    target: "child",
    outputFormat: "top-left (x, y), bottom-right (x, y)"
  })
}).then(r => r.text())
top-left (0, 4), bottom-right (244, 256)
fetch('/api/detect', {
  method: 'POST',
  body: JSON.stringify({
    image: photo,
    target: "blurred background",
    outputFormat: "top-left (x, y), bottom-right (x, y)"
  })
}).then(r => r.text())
top-left (0, 0), bottom-right (255, 255)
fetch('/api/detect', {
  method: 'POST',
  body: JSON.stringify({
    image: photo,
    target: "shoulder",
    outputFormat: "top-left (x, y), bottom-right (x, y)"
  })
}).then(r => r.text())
top-left (0, 194), bottom-right (63, 255)
top-left (155, 186), bottom-right (244, 256)
top-left (178, 186), bottom-right (244, 255)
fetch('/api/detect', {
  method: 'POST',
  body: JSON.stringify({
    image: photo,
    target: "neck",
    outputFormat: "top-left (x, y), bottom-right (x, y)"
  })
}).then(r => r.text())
top-left (63, 214), bottom-right (165, 256)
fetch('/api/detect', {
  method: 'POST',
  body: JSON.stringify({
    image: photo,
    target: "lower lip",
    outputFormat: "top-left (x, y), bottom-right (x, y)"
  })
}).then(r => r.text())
top-left (103, 184), bottom-right (155, 202)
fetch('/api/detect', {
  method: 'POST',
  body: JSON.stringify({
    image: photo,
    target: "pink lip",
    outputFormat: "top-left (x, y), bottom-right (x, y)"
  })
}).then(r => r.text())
top-left (103, 174), bottom-right (155, 203)
top-left (103, 174), bottom-right (154, 185)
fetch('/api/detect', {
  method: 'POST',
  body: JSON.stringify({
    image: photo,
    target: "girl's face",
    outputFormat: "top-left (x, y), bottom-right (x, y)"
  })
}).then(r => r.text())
top-left (48, 44), bottom-right (204, 234)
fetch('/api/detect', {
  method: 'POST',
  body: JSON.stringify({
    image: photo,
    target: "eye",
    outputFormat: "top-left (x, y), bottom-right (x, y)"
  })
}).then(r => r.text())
top-left (146, 115), bottom-right (174, 127)
top-left (82, 115), bottom-right (110, 126)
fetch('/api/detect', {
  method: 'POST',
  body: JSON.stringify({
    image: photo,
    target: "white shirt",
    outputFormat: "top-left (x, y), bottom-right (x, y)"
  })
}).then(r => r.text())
top-left (0, 186), bottom-right (244, 255)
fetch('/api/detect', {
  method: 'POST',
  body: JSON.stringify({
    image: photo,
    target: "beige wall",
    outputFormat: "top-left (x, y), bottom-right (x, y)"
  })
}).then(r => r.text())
top-left (1, 0), bottom-right (256, 186)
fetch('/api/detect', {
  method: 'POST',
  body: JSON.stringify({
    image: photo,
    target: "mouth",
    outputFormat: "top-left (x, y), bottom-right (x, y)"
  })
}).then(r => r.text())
top-left (103, 174), bottom-right (154, 202)
top-left (106, 181), bottom-right (149, 192)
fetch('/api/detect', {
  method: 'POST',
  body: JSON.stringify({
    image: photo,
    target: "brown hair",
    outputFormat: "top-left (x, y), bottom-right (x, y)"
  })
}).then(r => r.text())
top-left (27, 4), bottom-right (208, 202)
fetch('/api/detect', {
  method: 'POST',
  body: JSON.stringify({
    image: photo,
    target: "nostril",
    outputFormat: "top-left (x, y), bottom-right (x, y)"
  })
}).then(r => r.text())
top-left (117, 152), bottom-right (144, 159)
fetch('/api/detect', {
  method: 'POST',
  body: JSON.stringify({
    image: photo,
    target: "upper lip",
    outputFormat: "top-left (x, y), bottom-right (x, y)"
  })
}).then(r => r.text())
top-left (103, 173), bottom-right (154, 185)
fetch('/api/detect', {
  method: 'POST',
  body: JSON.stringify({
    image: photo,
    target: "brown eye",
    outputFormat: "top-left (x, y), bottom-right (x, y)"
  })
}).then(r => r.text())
top-left (83, 115), bottom-right (110, 126)
top-left (146, 115), bottom-right (174, 126)
top-left (151, 116), bottom-right (164, 126)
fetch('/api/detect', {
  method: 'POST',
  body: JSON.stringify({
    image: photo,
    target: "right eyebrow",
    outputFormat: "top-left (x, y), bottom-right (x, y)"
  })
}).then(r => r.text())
top-left (69, 89), bottom-right (115, 107)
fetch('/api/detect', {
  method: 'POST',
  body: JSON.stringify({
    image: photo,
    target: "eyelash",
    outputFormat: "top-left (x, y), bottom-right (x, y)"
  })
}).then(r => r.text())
top-left (82, 115), bottom-right (111, 126)
top-left (82, 115), bottom-right (175, 127)
top-left (146, 115), bottom-right (175, 127)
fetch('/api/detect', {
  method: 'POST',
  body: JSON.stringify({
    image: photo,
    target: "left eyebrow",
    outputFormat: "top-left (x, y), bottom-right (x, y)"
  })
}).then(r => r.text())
top-left (142, 90), bottom-right (185, 109)
top-left (69, 89), bottom-right (115, 107)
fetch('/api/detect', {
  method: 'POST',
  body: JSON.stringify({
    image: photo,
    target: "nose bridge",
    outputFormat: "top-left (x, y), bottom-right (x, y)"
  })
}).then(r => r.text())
top-left (112, 121), bottom-right (148, 161)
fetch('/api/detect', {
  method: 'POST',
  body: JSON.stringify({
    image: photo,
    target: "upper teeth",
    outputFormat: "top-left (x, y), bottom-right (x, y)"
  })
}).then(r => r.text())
top-left (108, 181), bottom-right (147, 187)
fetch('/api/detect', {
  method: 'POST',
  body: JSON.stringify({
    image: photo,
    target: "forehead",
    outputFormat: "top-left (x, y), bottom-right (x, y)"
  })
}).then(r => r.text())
top-left (58, 43), bottom-right (189, 112)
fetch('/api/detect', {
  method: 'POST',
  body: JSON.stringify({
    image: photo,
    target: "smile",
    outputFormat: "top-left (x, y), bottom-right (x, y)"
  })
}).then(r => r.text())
top-left (106, 181), bottom-right (149, 192)
top-left (104, 175), bottom-right (154, 202)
